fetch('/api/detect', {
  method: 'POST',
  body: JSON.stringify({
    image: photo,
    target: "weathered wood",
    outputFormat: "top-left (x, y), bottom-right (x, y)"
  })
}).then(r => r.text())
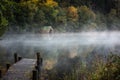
top-left (40, 58), bottom-right (43, 66)
top-left (18, 56), bottom-right (22, 61)
top-left (36, 52), bottom-right (43, 79)
top-left (14, 53), bottom-right (18, 63)
top-left (36, 52), bottom-right (40, 61)
top-left (32, 70), bottom-right (38, 80)
top-left (36, 52), bottom-right (43, 66)
top-left (2, 59), bottom-right (36, 80)
top-left (6, 64), bottom-right (10, 70)
top-left (35, 65), bottom-right (41, 79)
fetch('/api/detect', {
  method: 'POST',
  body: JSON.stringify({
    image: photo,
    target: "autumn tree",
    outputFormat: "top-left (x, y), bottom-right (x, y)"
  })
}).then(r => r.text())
top-left (67, 6), bottom-right (78, 22)
top-left (39, 0), bottom-right (58, 26)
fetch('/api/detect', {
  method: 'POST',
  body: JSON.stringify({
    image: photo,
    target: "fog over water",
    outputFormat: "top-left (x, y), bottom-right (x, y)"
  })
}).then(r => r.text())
top-left (0, 31), bottom-right (120, 48)
top-left (0, 31), bottom-right (119, 57)
top-left (0, 31), bottom-right (120, 69)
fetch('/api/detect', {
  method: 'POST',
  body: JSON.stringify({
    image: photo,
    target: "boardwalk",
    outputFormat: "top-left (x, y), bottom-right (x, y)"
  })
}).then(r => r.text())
top-left (2, 59), bottom-right (36, 80)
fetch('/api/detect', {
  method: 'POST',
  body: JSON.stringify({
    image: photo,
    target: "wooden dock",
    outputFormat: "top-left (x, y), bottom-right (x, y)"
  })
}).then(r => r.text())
top-left (1, 53), bottom-right (43, 80)
top-left (2, 59), bottom-right (36, 80)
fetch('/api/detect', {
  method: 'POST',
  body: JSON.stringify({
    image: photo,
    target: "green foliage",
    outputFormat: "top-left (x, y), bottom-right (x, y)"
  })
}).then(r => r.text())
top-left (0, 15), bottom-right (8, 36)
top-left (107, 9), bottom-right (120, 30)
top-left (0, 0), bottom-right (119, 35)
top-left (91, 54), bottom-right (120, 80)
top-left (0, 12), bottom-right (8, 26)
top-left (14, 0), bottom-right (38, 25)
top-left (56, 7), bottom-right (67, 24)
top-left (34, 9), bottom-right (47, 25)
top-left (0, 1), bottom-right (9, 36)
top-left (78, 6), bottom-right (96, 24)
top-left (47, 53), bottom-right (120, 80)
top-left (0, 0), bottom-right (16, 36)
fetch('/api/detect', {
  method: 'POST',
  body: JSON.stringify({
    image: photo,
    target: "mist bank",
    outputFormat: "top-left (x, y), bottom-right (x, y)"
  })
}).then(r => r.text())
top-left (0, 31), bottom-right (120, 69)
top-left (0, 31), bottom-right (120, 56)
top-left (1, 31), bottom-right (120, 46)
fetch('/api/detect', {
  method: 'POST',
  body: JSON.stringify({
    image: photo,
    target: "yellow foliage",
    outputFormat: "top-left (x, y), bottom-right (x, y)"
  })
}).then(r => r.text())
top-left (21, 0), bottom-right (38, 3)
top-left (20, 0), bottom-right (38, 12)
top-left (51, 9), bottom-right (59, 17)
top-left (31, 0), bottom-right (39, 2)
top-left (67, 6), bottom-right (78, 21)
top-left (44, 0), bottom-right (58, 7)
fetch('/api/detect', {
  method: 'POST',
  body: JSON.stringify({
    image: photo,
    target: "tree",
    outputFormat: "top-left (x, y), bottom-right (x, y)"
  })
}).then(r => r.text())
top-left (0, 12), bottom-right (8, 36)
top-left (107, 9), bottom-right (120, 30)
top-left (56, 7), bottom-right (67, 24)
top-left (34, 9), bottom-right (47, 25)
top-left (13, 0), bottom-right (21, 3)
top-left (37, 0), bottom-right (58, 26)
top-left (67, 6), bottom-right (78, 22)
top-left (44, 0), bottom-right (58, 8)
top-left (14, 0), bottom-right (38, 25)
top-left (114, 0), bottom-right (120, 17)
top-left (78, 6), bottom-right (96, 24)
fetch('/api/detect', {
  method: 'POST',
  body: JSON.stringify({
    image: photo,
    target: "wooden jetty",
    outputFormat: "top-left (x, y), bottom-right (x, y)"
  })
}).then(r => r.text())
top-left (2, 59), bottom-right (36, 80)
top-left (1, 53), bottom-right (43, 80)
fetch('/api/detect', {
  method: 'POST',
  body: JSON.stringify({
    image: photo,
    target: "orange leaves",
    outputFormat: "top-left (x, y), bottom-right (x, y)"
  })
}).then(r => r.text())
top-left (44, 0), bottom-right (58, 8)
top-left (67, 6), bottom-right (78, 21)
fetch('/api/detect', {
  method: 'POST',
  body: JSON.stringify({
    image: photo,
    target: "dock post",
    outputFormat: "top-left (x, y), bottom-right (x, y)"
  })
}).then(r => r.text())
top-left (40, 58), bottom-right (43, 66)
top-left (32, 70), bottom-right (38, 80)
top-left (6, 64), bottom-right (10, 70)
top-left (18, 57), bottom-right (22, 61)
top-left (14, 53), bottom-right (18, 63)
top-left (36, 52), bottom-right (43, 66)
top-left (36, 52), bottom-right (40, 62)
top-left (35, 65), bottom-right (41, 80)
top-left (36, 52), bottom-right (43, 80)
top-left (0, 70), bottom-right (2, 78)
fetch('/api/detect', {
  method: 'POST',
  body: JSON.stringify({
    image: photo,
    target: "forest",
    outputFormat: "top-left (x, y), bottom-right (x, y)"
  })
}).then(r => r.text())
top-left (0, 0), bottom-right (120, 35)
top-left (0, 0), bottom-right (120, 80)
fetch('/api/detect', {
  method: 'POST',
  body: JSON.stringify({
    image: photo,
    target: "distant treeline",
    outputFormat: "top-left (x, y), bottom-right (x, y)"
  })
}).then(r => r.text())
top-left (0, 0), bottom-right (120, 35)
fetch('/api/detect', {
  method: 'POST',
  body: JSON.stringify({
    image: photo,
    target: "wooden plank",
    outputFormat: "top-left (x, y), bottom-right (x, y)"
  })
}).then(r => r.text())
top-left (2, 59), bottom-right (36, 80)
